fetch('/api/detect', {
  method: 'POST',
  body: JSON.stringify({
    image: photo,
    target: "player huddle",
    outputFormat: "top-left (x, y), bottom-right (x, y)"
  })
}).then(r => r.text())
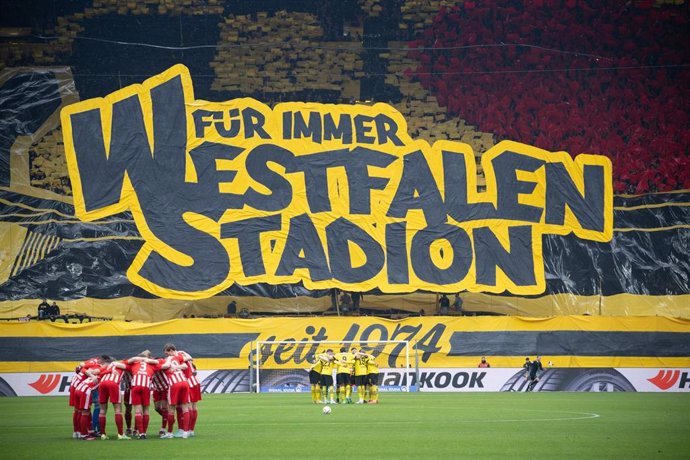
top-left (69, 343), bottom-right (201, 440)
top-left (309, 348), bottom-right (380, 405)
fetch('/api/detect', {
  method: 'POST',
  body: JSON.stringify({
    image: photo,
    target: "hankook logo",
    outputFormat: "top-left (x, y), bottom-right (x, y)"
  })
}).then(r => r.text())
top-left (28, 374), bottom-right (62, 394)
top-left (647, 369), bottom-right (689, 390)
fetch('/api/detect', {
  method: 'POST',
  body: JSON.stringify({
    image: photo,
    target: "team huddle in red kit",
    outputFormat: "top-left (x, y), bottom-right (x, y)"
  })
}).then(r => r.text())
top-left (69, 343), bottom-right (201, 440)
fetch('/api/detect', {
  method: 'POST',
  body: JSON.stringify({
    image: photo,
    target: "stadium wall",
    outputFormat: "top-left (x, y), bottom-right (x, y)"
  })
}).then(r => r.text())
top-left (2, 368), bottom-right (689, 396)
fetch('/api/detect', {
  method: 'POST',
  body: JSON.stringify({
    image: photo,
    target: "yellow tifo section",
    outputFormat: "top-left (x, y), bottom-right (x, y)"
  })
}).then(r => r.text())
top-left (0, 315), bottom-right (688, 372)
top-left (0, 223), bottom-right (27, 284)
top-left (211, 11), bottom-right (363, 95)
top-left (1, 292), bottom-right (689, 322)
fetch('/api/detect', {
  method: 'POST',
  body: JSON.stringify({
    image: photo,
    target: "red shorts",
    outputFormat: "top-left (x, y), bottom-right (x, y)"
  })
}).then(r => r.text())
top-left (69, 385), bottom-right (76, 407)
top-left (129, 385), bottom-right (151, 406)
top-left (98, 381), bottom-right (121, 405)
top-left (168, 382), bottom-right (189, 406)
top-left (189, 384), bottom-right (202, 403)
top-left (153, 390), bottom-right (167, 403)
top-left (75, 388), bottom-right (93, 411)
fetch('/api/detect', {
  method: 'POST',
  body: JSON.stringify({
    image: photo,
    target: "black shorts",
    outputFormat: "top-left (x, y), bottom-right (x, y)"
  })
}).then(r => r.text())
top-left (367, 373), bottom-right (380, 386)
top-left (353, 375), bottom-right (367, 386)
top-left (336, 373), bottom-right (351, 386)
top-left (309, 370), bottom-right (321, 385)
top-left (320, 374), bottom-right (334, 387)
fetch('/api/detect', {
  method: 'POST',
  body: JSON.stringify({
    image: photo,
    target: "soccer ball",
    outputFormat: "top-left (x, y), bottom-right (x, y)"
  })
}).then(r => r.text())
top-left (322, 406), bottom-right (332, 415)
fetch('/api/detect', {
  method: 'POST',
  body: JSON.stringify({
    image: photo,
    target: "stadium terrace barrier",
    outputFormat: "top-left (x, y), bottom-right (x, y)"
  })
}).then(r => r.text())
top-left (0, 316), bottom-right (688, 375)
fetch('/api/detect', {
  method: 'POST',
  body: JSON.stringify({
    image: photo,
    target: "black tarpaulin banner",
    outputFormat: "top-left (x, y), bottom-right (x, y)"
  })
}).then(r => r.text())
top-left (0, 66), bottom-right (688, 318)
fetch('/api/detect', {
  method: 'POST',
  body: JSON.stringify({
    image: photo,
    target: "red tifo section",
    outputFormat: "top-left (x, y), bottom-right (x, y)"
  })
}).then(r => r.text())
top-left (407, 1), bottom-right (690, 193)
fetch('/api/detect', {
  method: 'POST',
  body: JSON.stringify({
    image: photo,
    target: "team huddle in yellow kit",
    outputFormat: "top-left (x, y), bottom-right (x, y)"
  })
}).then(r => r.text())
top-left (308, 348), bottom-right (380, 404)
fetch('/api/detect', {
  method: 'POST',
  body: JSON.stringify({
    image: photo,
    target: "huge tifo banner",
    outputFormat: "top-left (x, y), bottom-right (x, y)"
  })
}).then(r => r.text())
top-left (61, 64), bottom-right (613, 299)
top-left (1, 368), bottom-right (688, 396)
top-left (1, 65), bottom-right (689, 318)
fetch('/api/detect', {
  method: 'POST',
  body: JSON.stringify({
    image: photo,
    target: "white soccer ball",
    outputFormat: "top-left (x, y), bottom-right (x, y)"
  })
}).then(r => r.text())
top-left (322, 405), bottom-right (332, 415)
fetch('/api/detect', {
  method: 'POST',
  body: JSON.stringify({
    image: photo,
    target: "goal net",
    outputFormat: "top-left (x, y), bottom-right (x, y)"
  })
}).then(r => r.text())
top-left (253, 340), bottom-right (418, 393)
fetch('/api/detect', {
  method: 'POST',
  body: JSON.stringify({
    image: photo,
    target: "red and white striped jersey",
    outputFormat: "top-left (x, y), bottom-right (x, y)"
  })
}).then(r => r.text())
top-left (187, 361), bottom-right (200, 387)
top-left (165, 367), bottom-right (188, 386)
top-left (76, 377), bottom-right (98, 392)
top-left (130, 360), bottom-right (160, 388)
top-left (188, 374), bottom-right (200, 387)
top-left (70, 371), bottom-right (85, 389)
top-left (175, 352), bottom-right (194, 380)
top-left (151, 370), bottom-right (169, 392)
top-left (100, 361), bottom-right (127, 385)
top-left (161, 355), bottom-right (187, 385)
top-left (70, 357), bottom-right (100, 389)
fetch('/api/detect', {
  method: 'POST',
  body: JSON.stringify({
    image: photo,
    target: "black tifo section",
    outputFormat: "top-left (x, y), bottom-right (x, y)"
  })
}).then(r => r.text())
top-left (72, 13), bottom-right (222, 100)
top-left (0, 71), bottom-right (61, 187)
top-left (449, 331), bottom-right (690, 357)
top-left (0, 333), bottom-right (259, 362)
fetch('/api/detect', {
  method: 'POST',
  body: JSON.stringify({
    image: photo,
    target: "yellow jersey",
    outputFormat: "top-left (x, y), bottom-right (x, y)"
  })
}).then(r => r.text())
top-left (366, 355), bottom-right (379, 373)
top-left (334, 352), bottom-right (354, 374)
top-left (309, 359), bottom-right (323, 373)
top-left (319, 354), bottom-right (334, 375)
top-left (354, 354), bottom-right (369, 376)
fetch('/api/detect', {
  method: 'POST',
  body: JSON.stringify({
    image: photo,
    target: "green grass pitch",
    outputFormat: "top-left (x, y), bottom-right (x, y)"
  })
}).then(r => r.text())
top-left (1, 392), bottom-right (689, 459)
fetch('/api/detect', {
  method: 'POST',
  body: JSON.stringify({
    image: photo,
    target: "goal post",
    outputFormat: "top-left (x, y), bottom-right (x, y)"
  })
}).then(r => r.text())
top-left (253, 340), bottom-right (418, 394)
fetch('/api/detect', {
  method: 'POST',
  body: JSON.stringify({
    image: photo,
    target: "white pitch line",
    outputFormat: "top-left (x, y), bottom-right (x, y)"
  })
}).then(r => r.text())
top-left (204, 410), bottom-right (601, 427)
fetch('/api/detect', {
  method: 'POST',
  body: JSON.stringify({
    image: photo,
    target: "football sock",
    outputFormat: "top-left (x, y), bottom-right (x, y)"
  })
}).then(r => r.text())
top-left (167, 412), bottom-right (175, 433)
top-left (135, 413), bottom-right (143, 434)
top-left (190, 409), bottom-right (198, 431)
top-left (339, 387), bottom-right (345, 401)
top-left (115, 413), bottom-right (124, 435)
top-left (124, 410), bottom-right (132, 430)
top-left (72, 410), bottom-right (80, 432)
top-left (371, 385), bottom-right (378, 401)
top-left (182, 410), bottom-right (190, 431)
top-left (80, 414), bottom-right (90, 436)
top-left (98, 414), bottom-right (106, 434)
top-left (346, 385), bottom-right (352, 399)
top-left (142, 414), bottom-right (150, 433)
top-left (161, 410), bottom-right (168, 428)
top-left (358, 385), bottom-right (364, 401)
